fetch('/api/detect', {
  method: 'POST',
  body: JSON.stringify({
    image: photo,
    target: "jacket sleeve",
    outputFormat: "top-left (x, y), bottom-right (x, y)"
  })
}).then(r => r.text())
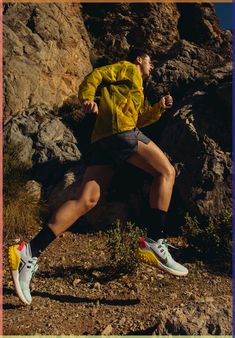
top-left (78, 65), bottom-right (111, 102)
top-left (137, 98), bottom-right (166, 128)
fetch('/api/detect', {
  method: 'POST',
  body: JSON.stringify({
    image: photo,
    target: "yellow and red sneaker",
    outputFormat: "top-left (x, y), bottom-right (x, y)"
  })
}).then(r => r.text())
top-left (8, 242), bottom-right (38, 305)
top-left (136, 237), bottom-right (188, 276)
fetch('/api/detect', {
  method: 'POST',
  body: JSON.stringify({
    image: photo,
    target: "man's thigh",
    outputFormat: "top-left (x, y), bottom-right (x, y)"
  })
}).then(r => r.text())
top-left (127, 141), bottom-right (172, 176)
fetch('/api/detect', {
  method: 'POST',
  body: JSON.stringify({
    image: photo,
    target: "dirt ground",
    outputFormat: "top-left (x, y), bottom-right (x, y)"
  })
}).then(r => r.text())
top-left (3, 231), bottom-right (232, 335)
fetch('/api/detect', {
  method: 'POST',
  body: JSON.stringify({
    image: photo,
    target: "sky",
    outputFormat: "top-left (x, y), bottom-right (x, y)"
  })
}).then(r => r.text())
top-left (214, 3), bottom-right (232, 29)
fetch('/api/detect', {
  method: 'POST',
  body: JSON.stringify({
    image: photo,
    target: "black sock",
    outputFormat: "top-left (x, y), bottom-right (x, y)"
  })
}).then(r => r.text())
top-left (29, 225), bottom-right (56, 257)
top-left (147, 209), bottom-right (167, 240)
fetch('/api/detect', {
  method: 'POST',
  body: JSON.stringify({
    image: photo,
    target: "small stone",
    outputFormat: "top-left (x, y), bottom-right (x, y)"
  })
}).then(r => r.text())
top-left (146, 268), bottom-right (153, 273)
top-left (92, 306), bottom-right (98, 315)
top-left (171, 293), bottom-right (177, 300)
top-left (94, 282), bottom-right (101, 290)
top-left (119, 317), bottom-right (126, 325)
top-left (7, 281), bottom-right (13, 288)
top-left (140, 322), bottom-right (145, 330)
top-left (101, 324), bottom-right (113, 336)
top-left (157, 274), bottom-right (164, 279)
top-left (92, 271), bottom-right (101, 278)
top-left (121, 274), bottom-right (128, 280)
top-left (73, 278), bottom-right (81, 287)
top-left (205, 296), bottom-right (214, 302)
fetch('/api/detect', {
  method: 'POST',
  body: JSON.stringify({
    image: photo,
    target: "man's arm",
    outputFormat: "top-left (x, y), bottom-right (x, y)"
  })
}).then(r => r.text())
top-left (78, 66), bottom-right (110, 114)
top-left (137, 94), bottom-right (173, 128)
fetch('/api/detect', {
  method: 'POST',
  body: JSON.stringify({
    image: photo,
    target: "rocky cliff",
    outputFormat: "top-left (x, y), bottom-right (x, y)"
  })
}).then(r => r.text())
top-left (3, 3), bottom-right (92, 119)
top-left (3, 3), bottom-right (232, 231)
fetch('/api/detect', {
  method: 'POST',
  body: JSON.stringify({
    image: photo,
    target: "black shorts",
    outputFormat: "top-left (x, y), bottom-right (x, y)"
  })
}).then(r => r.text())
top-left (83, 128), bottom-right (151, 166)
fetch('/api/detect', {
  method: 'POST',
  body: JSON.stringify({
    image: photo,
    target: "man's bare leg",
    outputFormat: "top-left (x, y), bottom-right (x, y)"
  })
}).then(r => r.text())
top-left (8, 165), bottom-right (114, 304)
top-left (28, 165), bottom-right (114, 257)
top-left (127, 141), bottom-right (175, 211)
top-left (49, 165), bottom-right (114, 236)
top-left (128, 141), bottom-right (188, 276)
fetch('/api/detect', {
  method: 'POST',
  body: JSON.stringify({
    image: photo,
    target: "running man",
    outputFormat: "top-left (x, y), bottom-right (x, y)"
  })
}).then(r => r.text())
top-left (8, 48), bottom-right (188, 305)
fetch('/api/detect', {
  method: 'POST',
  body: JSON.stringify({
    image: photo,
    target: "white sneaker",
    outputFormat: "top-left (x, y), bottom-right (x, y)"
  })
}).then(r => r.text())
top-left (136, 237), bottom-right (188, 276)
top-left (8, 242), bottom-right (38, 305)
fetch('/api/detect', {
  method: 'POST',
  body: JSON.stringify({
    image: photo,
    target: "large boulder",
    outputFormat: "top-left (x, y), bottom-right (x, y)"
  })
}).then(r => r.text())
top-left (4, 105), bottom-right (81, 164)
top-left (3, 3), bottom-right (92, 119)
top-left (154, 295), bottom-right (231, 335)
top-left (159, 83), bottom-right (232, 219)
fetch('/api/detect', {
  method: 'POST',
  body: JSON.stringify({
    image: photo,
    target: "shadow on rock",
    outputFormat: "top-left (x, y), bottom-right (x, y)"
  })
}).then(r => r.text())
top-left (29, 159), bottom-right (82, 188)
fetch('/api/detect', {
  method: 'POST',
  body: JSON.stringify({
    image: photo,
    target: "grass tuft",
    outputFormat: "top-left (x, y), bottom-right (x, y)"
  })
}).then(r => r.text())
top-left (3, 143), bottom-right (42, 240)
top-left (106, 219), bottom-right (146, 274)
top-left (182, 211), bottom-right (232, 272)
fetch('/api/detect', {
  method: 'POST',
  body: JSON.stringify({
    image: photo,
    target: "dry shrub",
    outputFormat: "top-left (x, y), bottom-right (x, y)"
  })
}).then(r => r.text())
top-left (3, 143), bottom-right (41, 240)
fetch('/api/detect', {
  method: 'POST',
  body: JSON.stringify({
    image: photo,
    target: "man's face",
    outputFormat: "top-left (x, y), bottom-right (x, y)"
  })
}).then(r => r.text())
top-left (139, 55), bottom-right (153, 78)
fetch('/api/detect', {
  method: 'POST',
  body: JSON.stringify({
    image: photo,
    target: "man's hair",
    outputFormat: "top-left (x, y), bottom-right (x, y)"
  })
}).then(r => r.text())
top-left (126, 48), bottom-right (150, 63)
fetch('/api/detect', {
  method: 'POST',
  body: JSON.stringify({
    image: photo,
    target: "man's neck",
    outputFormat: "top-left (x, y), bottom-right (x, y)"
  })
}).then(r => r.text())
top-left (135, 64), bottom-right (144, 78)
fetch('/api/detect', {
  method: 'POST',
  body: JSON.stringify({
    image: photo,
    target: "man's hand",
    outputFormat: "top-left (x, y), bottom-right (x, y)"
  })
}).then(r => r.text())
top-left (82, 100), bottom-right (99, 114)
top-left (160, 94), bottom-right (173, 109)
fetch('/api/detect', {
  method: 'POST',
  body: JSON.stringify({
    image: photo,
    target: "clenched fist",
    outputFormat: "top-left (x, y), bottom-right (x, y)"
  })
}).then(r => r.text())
top-left (82, 100), bottom-right (99, 114)
top-left (160, 95), bottom-right (173, 109)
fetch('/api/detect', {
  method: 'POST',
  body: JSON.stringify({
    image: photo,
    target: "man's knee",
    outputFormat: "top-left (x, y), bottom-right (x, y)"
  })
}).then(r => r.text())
top-left (82, 194), bottom-right (100, 212)
top-left (155, 164), bottom-right (176, 182)
top-left (167, 164), bottom-right (176, 181)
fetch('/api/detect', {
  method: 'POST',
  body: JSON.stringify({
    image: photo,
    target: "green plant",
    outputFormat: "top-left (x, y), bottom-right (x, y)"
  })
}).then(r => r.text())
top-left (3, 143), bottom-right (42, 239)
top-left (106, 219), bottom-right (146, 274)
top-left (182, 211), bottom-right (232, 272)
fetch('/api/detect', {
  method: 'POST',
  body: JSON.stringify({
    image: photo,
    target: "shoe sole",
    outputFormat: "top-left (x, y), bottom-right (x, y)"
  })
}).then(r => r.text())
top-left (135, 248), bottom-right (188, 277)
top-left (8, 245), bottom-right (30, 305)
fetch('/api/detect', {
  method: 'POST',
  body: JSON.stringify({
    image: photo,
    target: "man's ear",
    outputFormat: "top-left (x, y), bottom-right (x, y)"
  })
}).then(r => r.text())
top-left (136, 56), bottom-right (142, 65)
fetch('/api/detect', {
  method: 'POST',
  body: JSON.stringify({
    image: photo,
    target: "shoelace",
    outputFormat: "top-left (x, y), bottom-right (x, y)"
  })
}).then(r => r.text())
top-left (32, 264), bottom-right (38, 276)
top-left (162, 239), bottom-right (178, 250)
top-left (157, 240), bottom-right (179, 260)
top-left (28, 258), bottom-right (38, 276)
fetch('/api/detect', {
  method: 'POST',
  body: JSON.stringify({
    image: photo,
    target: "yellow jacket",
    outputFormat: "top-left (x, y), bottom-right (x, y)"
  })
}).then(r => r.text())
top-left (78, 61), bottom-right (165, 143)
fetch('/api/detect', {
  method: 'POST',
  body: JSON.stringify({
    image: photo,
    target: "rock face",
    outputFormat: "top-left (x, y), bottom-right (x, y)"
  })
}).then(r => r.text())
top-left (4, 105), bottom-right (81, 164)
top-left (81, 3), bottom-right (229, 63)
top-left (3, 3), bottom-right (232, 228)
top-left (159, 79), bottom-right (232, 218)
top-left (154, 295), bottom-right (232, 335)
top-left (81, 3), bottom-right (180, 62)
top-left (3, 3), bottom-right (92, 119)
